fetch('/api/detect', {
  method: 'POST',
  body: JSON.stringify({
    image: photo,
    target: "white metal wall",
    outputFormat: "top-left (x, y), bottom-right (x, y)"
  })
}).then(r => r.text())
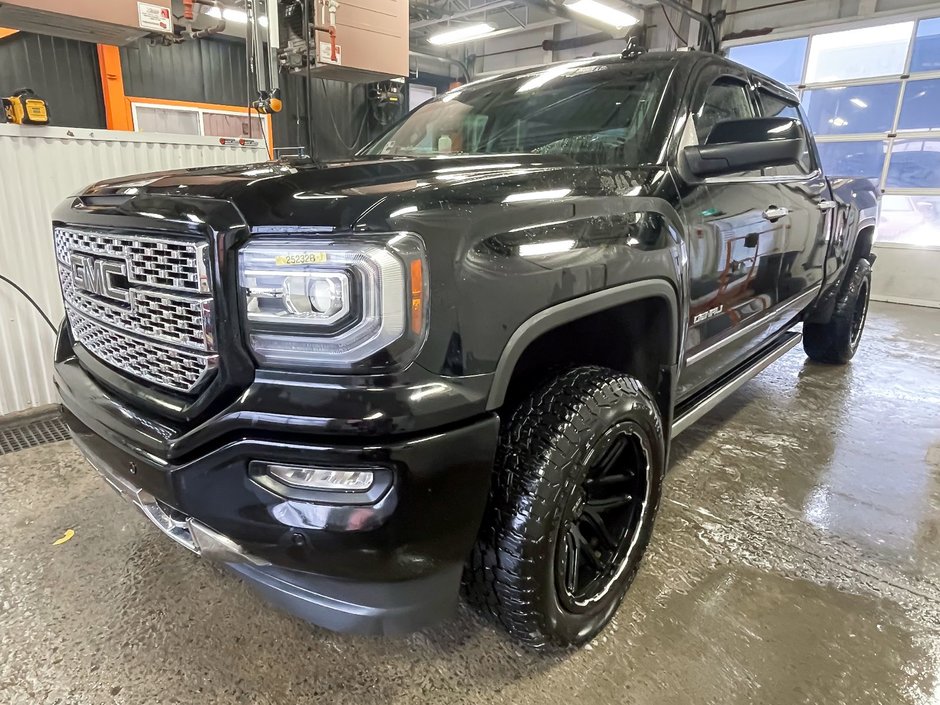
top-left (0, 124), bottom-right (268, 416)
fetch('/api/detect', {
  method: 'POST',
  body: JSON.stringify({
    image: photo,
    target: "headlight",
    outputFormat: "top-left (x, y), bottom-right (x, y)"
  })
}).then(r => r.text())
top-left (238, 234), bottom-right (428, 371)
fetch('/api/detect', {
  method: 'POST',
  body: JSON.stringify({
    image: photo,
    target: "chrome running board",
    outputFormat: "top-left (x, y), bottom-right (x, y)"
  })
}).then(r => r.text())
top-left (672, 331), bottom-right (803, 436)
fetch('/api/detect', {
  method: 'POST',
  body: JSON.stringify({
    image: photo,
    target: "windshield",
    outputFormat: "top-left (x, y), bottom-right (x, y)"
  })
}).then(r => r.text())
top-left (364, 61), bottom-right (668, 166)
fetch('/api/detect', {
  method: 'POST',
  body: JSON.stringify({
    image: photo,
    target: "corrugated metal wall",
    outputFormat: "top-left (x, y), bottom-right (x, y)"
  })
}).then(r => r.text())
top-left (0, 33), bottom-right (105, 129)
top-left (0, 124), bottom-right (268, 416)
top-left (273, 72), bottom-right (379, 160)
top-left (121, 36), bottom-right (249, 107)
top-left (120, 35), bottom-right (379, 160)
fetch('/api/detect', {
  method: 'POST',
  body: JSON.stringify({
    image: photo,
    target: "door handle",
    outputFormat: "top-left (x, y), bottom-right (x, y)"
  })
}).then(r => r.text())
top-left (762, 206), bottom-right (789, 222)
top-left (817, 200), bottom-right (838, 211)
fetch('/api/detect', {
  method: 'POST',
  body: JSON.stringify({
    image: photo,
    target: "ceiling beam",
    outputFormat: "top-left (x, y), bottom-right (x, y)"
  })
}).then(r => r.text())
top-left (411, 0), bottom-right (519, 29)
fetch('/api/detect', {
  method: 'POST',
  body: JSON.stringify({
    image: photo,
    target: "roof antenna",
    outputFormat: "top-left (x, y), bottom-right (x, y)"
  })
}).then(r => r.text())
top-left (621, 36), bottom-right (648, 60)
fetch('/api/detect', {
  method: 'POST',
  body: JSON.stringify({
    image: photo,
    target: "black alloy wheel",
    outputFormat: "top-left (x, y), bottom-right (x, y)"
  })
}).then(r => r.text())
top-left (849, 277), bottom-right (870, 349)
top-left (555, 422), bottom-right (651, 612)
top-left (804, 257), bottom-right (872, 364)
top-left (465, 366), bottom-right (665, 649)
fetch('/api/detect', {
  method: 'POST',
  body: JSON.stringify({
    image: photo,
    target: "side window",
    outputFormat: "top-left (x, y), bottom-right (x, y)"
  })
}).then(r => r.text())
top-left (758, 88), bottom-right (815, 175)
top-left (757, 90), bottom-right (800, 120)
top-left (695, 78), bottom-right (755, 143)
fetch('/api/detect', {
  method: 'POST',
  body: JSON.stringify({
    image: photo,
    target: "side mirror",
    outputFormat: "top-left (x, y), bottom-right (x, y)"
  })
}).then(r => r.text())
top-left (683, 117), bottom-right (805, 179)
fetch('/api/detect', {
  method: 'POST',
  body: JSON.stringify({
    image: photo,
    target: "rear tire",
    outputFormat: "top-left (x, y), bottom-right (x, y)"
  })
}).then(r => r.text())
top-left (804, 258), bottom-right (871, 364)
top-left (465, 366), bottom-right (665, 650)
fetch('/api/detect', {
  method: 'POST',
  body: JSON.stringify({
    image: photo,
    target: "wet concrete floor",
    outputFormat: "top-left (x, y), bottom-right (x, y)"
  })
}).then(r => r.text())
top-left (1, 301), bottom-right (939, 705)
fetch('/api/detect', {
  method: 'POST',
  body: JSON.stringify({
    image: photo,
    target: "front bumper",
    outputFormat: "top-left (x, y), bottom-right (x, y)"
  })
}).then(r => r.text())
top-left (77, 432), bottom-right (470, 635)
top-left (58, 355), bottom-right (500, 635)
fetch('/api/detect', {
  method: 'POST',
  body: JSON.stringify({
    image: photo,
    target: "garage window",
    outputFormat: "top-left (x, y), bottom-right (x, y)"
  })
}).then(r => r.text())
top-left (727, 13), bottom-right (940, 248)
top-left (130, 101), bottom-right (267, 142)
top-left (878, 195), bottom-right (940, 245)
top-left (134, 105), bottom-right (201, 136)
top-left (897, 79), bottom-right (940, 132)
top-left (802, 83), bottom-right (901, 136)
top-left (911, 17), bottom-right (940, 72)
top-left (815, 141), bottom-right (886, 183)
top-left (887, 139), bottom-right (940, 189)
top-left (728, 37), bottom-right (807, 86)
top-left (805, 22), bottom-right (913, 83)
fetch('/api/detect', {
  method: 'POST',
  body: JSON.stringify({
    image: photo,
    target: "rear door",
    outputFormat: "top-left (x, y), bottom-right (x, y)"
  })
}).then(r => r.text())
top-left (753, 83), bottom-right (830, 306)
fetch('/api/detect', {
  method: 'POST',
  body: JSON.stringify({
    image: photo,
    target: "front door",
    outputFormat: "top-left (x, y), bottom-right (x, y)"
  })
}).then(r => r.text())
top-left (676, 73), bottom-right (789, 399)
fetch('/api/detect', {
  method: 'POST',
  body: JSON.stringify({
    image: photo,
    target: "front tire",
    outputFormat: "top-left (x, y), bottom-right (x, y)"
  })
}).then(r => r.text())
top-left (804, 258), bottom-right (872, 364)
top-left (465, 366), bottom-right (665, 649)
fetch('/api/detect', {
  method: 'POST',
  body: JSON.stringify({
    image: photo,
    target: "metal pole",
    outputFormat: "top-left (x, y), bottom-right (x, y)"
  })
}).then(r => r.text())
top-left (266, 0), bottom-right (281, 94)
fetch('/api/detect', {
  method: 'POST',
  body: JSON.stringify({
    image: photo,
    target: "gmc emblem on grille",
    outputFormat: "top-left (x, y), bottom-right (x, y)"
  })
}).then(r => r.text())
top-left (70, 253), bottom-right (130, 304)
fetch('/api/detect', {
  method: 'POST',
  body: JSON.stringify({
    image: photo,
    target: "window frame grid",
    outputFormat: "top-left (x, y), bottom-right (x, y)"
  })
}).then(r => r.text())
top-left (130, 100), bottom-right (270, 143)
top-left (725, 12), bottom-right (940, 251)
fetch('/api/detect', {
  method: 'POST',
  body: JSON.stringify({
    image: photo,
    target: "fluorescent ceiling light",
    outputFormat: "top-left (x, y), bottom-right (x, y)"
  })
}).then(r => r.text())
top-left (849, 97), bottom-right (868, 109)
top-left (829, 117), bottom-right (848, 127)
top-left (564, 0), bottom-right (638, 30)
top-left (504, 188), bottom-right (572, 203)
top-left (428, 23), bottom-right (494, 46)
top-left (206, 6), bottom-right (268, 26)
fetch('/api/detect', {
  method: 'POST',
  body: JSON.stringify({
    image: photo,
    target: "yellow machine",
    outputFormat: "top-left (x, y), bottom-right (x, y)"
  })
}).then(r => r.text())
top-left (2, 88), bottom-right (49, 125)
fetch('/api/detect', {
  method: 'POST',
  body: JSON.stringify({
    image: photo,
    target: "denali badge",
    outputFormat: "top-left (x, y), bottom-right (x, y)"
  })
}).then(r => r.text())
top-left (70, 253), bottom-right (130, 304)
top-left (693, 304), bottom-right (723, 325)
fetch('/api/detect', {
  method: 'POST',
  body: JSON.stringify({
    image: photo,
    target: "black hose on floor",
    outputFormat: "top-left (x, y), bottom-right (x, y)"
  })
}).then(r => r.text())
top-left (0, 274), bottom-right (57, 334)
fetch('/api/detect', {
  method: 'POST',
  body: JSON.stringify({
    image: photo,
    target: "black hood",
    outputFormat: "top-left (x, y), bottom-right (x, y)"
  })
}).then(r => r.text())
top-left (81, 154), bottom-right (655, 231)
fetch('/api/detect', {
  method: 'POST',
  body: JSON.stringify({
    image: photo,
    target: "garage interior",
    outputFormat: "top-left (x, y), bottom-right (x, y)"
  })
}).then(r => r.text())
top-left (1, 0), bottom-right (939, 703)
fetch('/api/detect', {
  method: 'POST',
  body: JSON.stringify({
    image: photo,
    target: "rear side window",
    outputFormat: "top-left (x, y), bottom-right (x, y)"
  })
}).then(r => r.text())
top-left (695, 78), bottom-right (755, 142)
top-left (758, 90), bottom-right (801, 120)
top-left (758, 88), bottom-right (815, 175)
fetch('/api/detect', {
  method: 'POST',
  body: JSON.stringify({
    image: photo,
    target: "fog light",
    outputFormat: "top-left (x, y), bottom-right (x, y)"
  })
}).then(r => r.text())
top-left (265, 463), bottom-right (374, 492)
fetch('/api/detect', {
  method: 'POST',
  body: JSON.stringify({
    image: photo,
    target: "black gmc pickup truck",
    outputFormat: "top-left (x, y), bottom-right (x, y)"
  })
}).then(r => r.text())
top-left (53, 50), bottom-right (879, 649)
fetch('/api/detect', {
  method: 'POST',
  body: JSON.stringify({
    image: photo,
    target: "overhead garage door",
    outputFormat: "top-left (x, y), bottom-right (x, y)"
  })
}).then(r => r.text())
top-left (728, 15), bottom-right (940, 307)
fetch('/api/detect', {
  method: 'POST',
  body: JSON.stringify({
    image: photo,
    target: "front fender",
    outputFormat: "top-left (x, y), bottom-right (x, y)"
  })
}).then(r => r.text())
top-left (407, 188), bottom-right (688, 381)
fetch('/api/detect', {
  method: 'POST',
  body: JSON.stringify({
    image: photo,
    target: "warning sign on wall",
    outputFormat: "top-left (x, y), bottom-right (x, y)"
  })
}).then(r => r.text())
top-left (319, 42), bottom-right (342, 66)
top-left (138, 2), bottom-right (171, 32)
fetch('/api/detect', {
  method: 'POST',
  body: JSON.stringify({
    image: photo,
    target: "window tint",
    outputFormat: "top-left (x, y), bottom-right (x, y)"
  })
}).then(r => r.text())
top-left (805, 22), bottom-right (913, 82)
top-left (695, 79), bottom-right (754, 142)
top-left (728, 38), bottom-right (808, 86)
top-left (898, 78), bottom-right (940, 132)
top-left (758, 90), bottom-right (813, 174)
top-left (911, 17), bottom-right (940, 73)
top-left (802, 82), bottom-right (901, 135)
top-left (758, 90), bottom-right (800, 120)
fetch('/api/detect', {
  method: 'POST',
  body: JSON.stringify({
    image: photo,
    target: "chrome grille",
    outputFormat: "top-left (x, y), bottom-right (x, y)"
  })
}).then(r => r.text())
top-left (54, 227), bottom-right (217, 394)
top-left (58, 266), bottom-right (213, 350)
top-left (54, 227), bottom-right (208, 292)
